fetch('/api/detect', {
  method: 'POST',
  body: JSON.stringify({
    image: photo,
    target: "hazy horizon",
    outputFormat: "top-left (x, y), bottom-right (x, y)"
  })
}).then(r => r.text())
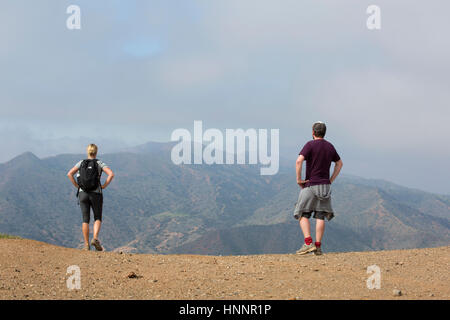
top-left (2, 139), bottom-right (449, 197)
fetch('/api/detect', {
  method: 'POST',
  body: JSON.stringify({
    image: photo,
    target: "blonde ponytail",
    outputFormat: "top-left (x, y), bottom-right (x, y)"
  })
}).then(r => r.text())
top-left (87, 144), bottom-right (98, 158)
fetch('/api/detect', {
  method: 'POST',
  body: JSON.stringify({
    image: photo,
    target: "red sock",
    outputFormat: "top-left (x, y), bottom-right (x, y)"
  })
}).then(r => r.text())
top-left (315, 241), bottom-right (321, 248)
top-left (305, 237), bottom-right (313, 245)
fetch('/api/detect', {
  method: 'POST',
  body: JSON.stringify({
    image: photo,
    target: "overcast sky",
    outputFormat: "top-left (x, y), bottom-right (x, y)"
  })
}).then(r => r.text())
top-left (1, 1), bottom-right (449, 194)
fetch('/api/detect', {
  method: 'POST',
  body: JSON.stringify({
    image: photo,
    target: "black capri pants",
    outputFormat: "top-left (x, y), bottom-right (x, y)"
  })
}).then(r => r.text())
top-left (79, 191), bottom-right (103, 223)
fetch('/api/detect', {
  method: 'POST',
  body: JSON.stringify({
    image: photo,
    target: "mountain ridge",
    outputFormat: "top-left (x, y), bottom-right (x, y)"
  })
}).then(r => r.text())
top-left (0, 142), bottom-right (449, 254)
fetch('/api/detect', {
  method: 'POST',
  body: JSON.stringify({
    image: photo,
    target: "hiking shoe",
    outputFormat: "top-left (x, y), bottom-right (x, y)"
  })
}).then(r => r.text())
top-left (314, 247), bottom-right (323, 256)
top-left (91, 238), bottom-right (103, 251)
top-left (83, 244), bottom-right (90, 251)
top-left (296, 243), bottom-right (317, 255)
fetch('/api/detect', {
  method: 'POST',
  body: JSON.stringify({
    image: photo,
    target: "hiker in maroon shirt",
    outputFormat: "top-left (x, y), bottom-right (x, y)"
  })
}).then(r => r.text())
top-left (294, 122), bottom-right (343, 255)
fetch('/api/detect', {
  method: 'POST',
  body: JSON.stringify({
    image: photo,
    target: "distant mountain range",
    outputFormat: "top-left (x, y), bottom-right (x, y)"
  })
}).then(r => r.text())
top-left (0, 141), bottom-right (449, 254)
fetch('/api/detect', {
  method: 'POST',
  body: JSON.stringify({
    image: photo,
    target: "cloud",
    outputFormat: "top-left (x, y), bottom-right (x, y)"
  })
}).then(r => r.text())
top-left (0, 0), bottom-right (449, 192)
top-left (122, 37), bottom-right (163, 58)
top-left (158, 56), bottom-right (224, 89)
top-left (312, 68), bottom-right (450, 154)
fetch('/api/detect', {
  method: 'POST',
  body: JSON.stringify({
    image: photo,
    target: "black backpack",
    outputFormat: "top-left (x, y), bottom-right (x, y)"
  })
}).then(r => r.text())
top-left (77, 159), bottom-right (102, 193)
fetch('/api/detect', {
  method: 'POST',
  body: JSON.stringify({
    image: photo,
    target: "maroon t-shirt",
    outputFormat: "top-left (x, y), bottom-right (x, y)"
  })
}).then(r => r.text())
top-left (299, 139), bottom-right (340, 187)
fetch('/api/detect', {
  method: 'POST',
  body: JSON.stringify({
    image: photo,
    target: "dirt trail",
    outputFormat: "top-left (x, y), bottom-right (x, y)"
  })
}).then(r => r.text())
top-left (0, 239), bottom-right (448, 300)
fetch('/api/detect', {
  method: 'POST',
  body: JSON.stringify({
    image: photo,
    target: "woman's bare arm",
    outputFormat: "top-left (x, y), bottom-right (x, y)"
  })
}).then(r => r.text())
top-left (101, 167), bottom-right (115, 189)
top-left (67, 166), bottom-right (79, 188)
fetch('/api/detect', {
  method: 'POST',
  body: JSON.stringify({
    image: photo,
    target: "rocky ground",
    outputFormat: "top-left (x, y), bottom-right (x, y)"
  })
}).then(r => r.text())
top-left (0, 238), bottom-right (448, 300)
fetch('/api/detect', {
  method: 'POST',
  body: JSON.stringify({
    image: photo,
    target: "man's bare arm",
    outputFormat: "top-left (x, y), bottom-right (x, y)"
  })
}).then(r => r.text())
top-left (330, 159), bottom-right (343, 184)
top-left (296, 155), bottom-right (309, 187)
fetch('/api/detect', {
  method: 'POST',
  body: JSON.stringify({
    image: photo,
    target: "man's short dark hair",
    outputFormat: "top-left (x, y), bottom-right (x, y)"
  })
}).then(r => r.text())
top-left (312, 122), bottom-right (326, 138)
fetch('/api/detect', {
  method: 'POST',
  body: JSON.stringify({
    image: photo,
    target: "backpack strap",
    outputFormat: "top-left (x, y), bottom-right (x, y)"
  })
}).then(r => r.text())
top-left (76, 159), bottom-right (87, 204)
top-left (76, 187), bottom-right (80, 205)
top-left (94, 159), bottom-right (103, 194)
top-left (99, 164), bottom-right (103, 195)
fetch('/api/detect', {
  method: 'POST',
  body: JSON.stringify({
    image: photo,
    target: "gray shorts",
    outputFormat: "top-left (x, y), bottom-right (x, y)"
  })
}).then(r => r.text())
top-left (293, 184), bottom-right (334, 221)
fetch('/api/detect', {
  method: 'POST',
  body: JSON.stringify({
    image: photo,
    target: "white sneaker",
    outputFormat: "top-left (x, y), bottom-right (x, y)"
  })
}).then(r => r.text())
top-left (296, 243), bottom-right (317, 255)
